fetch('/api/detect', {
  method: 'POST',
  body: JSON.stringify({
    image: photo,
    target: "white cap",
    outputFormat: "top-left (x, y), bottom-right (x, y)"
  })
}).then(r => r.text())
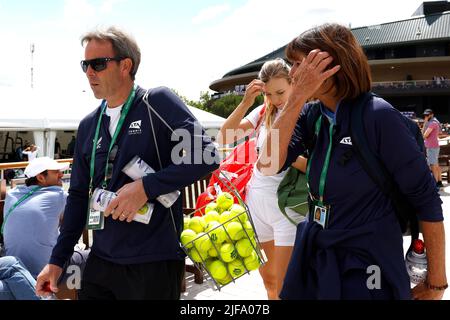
top-left (24, 157), bottom-right (70, 178)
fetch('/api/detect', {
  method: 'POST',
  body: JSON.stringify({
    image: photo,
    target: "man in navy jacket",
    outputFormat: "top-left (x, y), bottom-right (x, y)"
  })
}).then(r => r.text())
top-left (36, 26), bottom-right (219, 299)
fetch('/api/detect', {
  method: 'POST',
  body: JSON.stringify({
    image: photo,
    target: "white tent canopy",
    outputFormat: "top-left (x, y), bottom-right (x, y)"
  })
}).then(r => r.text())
top-left (0, 87), bottom-right (225, 158)
top-left (0, 86), bottom-right (225, 130)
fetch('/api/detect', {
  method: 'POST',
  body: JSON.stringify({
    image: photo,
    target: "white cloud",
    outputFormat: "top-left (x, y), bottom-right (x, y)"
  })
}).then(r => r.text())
top-left (192, 4), bottom-right (231, 25)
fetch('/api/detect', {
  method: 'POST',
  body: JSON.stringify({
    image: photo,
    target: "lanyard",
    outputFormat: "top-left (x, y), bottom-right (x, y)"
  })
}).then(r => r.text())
top-left (1, 186), bottom-right (41, 234)
top-left (89, 85), bottom-right (136, 194)
top-left (306, 115), bottom-right (335, 205)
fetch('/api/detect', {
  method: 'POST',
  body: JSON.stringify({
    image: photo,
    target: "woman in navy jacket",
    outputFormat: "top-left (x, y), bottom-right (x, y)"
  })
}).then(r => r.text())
top-left (257, 23), bottom-right (447, 300)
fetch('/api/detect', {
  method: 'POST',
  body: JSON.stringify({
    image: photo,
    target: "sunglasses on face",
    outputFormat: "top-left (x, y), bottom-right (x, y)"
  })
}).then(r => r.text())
top-left (80, 57), bottom-right (124, 73)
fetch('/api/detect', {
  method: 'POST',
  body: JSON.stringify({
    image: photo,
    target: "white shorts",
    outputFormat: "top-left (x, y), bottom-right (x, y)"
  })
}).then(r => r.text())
top-left (245, 187), bottom-right (305, 246)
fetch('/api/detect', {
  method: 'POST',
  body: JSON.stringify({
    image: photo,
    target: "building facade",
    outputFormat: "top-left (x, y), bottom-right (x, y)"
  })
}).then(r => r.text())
top-left (209, 1), bottom-right (450, 122)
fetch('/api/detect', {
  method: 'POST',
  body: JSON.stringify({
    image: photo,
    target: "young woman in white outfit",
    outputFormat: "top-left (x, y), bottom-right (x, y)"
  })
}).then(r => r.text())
top-left (218, 59), bottom-right (306, 299)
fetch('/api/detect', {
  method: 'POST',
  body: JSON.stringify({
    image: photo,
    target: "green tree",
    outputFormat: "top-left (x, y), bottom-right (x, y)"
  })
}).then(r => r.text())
top-left (206, 94), bottom-right (264, 118)
top-left (171, 89), bottom-right (264, 118)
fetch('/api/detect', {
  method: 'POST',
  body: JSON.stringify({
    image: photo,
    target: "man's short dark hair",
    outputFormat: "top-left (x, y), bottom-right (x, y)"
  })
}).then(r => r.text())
top-left (25, 170), bottom-right (48, 186)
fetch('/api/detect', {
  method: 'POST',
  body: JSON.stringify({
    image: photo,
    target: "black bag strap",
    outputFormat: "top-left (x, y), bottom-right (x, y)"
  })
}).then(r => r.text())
top-left (349, 92), bottom-right (419, 241)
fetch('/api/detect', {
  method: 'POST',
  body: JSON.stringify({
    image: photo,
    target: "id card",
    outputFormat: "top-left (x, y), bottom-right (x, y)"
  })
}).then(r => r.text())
top-left (312, 204), bottom-right (329, 229)
top-left (87, 208), bottom-right (104, 230)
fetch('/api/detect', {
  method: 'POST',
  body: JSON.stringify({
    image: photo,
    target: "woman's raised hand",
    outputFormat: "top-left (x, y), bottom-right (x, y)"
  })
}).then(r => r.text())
top-left (241, 79), bottom-right (265, 108)
top-left (289, 49), bottom-right (341, 102)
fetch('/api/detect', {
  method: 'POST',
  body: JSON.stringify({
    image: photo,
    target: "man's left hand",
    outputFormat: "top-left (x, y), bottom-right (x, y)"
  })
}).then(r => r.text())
top-left (104, 179), bottom-right (148, 223)
top-left (412, 282), bottom-right (445, 300)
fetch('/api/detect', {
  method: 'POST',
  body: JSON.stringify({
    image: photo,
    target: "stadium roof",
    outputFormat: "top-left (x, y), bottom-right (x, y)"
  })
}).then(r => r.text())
top-left (213, 2), bottom-right (450, 88)
top-left (353, 11), bottom-right (450, 48)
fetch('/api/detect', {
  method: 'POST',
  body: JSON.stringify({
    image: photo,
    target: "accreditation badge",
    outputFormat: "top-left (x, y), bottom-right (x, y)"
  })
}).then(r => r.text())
top-left (311, 201), bottom-right (330, 229)
top-left (87, 207), bottom-right (105, 230)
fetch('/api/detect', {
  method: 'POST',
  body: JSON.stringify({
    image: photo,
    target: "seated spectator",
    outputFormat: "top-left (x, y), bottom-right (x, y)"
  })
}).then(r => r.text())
top-left (0, 256), bottom-right (40, 300)
top-left (2, 157), bottom-right (89, 287)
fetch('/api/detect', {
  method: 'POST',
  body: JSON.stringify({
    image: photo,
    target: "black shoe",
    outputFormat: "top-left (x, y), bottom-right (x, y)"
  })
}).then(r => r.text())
top-left (436, 181), bottom-right (444, 188)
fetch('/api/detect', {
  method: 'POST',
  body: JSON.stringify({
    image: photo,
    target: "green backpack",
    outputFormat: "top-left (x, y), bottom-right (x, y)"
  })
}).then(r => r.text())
top-left (277, 167), bottom-right (309, 226)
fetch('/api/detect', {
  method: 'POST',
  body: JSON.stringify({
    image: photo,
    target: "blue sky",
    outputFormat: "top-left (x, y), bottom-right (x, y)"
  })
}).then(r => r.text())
top-left (0, 0), bottom-right (426, 100)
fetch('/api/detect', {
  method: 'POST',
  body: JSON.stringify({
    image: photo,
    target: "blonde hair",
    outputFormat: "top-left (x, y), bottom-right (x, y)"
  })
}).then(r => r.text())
top-left (258, 58), bottom-right (291, 129)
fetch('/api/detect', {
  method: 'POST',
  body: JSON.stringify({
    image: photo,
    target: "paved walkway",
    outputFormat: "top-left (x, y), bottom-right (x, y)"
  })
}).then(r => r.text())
top-left (182, 184), bottom-right (450, 300)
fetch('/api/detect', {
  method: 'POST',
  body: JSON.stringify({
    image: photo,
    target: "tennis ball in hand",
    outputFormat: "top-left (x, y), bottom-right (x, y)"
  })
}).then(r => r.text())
top-left (229, 204), bottom-right (248, 223)
top-left (180, 229), bottom-right (197, 249)
top-left (220, 243), bottom-right (237, 262)
top-left (216, 192), bottom-right (234, 211)
top-left (235, 238), bottom-right (254, 258)
top-left (228, 259), bottom-right (246, 277)
top-left (244, 251), bottom-right (260, 271)
top-left (194, 232), bottom-right (212, 253)
top-left (205, 202), bottom-right (219, 214)
top-left (137, 203), bottom-right (149, 215)
top-left (208, 260), bottom-right (228, 281)
top-left (226, 221), bottom-right (245, 241)
top-left (204, 210), bottom-right (220, 223)
top-left (190, 248), bottom-right (209, 263)
top-left (188, 216), bottom-right (206, 233)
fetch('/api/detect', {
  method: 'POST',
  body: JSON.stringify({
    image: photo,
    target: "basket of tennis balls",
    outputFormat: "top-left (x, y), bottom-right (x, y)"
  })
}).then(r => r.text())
top-left (180, 187), bottom-right (266, 290)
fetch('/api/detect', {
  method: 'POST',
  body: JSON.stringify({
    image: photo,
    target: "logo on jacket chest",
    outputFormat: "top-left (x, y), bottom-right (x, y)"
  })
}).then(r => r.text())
top-left (96, 137), bottom-right (103, 150)
top-left (340, 137), bottom-right (352, 145)
top-left (128, 120), bottom-right (142, 135)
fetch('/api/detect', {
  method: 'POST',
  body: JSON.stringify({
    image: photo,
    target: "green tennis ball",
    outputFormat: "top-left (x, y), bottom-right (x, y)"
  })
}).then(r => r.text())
top-left (228, 259), bottom-right (246, 277)
top-left (194, 232), bottom-right (212, 252)
top-left (226, 221), bottom-right (245, 241)
top-left (235, 238), bottom-right (254, 258)
top-left (205, 221), bottom-right (226, 244)
top-left (216, 192), bottom-right (234, 211)
top-left (208, 260), bottom-right (228, 281)
top-left (205, 202), bottom-right (219, 214)
top-left (204, 210), bottom-right (220, 223)
top-left (188, 216), bottom-right (206, 233)
top-left (217, 273), bottom-right (233, 285)
top-left (208, 246), bottom-right (219, 257)
top-left (244, 251), bottom-right (260, 271)
top-left (180, 229), bottom-right (197, 249)
top-left (243, 220), bottom-right (255, 238)
top-left (229, 204), bottom-right (248, 223)
top-left (190, 248), bottom-right (209, 263)
top-left (219, 243), bottom-right (237, 262)
top-left (204, 258), bottom-right (215, 270)
top-left (183, 217), bottom-right (190, 230)
top-left (219, 211), bottom-right (232, 225)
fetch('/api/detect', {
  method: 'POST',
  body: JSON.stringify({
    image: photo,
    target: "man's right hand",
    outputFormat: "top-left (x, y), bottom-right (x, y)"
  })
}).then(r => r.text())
top-left (36, 264), bottom-right (63, 297)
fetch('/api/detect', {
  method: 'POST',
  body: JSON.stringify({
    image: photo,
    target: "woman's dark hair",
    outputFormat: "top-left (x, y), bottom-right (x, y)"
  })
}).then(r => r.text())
top-left (25, 170), bottom-right (48, 186)
top-left (286, 23), bottom-right (372, 100)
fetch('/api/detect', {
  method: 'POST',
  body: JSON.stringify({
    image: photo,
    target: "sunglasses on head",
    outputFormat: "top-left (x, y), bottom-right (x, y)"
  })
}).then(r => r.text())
top-left (80, 57), bottom-right (124, 73)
